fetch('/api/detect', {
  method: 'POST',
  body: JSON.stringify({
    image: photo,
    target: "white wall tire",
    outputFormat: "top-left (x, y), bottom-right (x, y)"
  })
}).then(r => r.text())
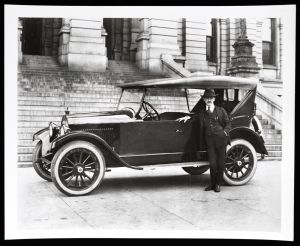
top-left (223, 139), bottom-right (257, 186)
top-left (51, 140), bottom-right (106, 196)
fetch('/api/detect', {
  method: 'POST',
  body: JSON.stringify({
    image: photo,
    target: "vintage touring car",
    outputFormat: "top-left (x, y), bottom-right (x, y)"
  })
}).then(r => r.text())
top-left (32, 75), bottom-right (268, 196)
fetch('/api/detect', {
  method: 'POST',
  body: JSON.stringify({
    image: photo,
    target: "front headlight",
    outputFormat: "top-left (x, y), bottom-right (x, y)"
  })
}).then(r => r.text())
top-left (49, 122), bottom-right (59, 140)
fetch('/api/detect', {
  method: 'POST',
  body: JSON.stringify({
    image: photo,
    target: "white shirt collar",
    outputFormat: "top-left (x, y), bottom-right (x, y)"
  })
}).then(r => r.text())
top-left (206, 104), bottom-right (215, 112)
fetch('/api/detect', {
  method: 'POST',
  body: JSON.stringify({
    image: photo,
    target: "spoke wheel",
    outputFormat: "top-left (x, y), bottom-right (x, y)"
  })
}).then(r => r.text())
top-left (51, 141), bottom-right (105, 196)
top-left (32, 141), bottom-right (52, 182)
top-left (182, 166), bottom-right (209, 175)
top-left (223, 139), bottom-right (257, 186)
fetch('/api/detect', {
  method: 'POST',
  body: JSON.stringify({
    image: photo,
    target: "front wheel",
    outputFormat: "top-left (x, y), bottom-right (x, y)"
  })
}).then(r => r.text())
top-left (51, 140), bottom-right (106, 196)
top-left (223, 139), bottom-right (257, 186)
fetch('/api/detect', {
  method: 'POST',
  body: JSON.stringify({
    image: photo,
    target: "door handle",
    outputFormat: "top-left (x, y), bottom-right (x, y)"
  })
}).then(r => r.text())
top-left (176, 129), bottom-right (184, 133)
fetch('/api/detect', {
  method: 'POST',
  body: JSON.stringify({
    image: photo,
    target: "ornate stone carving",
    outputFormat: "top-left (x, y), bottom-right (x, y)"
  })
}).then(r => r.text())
top-left (227, 18), bottom-right (260, 78)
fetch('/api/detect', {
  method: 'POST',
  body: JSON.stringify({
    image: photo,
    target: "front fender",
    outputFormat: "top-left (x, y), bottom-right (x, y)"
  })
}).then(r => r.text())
top-left (229, 127), bottom-right (268, 155)
top-left (33, 127), bottom-right (51, 156)
top-left (51, 131), bottom-right (142, 170)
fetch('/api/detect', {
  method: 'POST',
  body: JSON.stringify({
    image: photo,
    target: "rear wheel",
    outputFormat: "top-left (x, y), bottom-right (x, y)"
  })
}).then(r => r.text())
top-left (223, 139), bottom-right (257, 185)
top-left (32, 141), bottom-right (52, 182)
top-left (182, 166), bottom-right (209, 175)
top-left (51, 140), bottom-right (106, 196)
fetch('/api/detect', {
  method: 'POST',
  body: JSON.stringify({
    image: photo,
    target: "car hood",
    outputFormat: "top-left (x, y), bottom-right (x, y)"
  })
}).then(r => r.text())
top-left (66, 109), bottom-right (135, 125)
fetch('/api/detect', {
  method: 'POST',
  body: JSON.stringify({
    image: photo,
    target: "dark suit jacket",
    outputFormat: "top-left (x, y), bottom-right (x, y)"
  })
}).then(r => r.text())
top-left (182, 105), bottom-right (231, 161)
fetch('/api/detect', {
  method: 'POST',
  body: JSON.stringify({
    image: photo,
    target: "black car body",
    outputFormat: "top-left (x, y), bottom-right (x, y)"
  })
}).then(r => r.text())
top-left (32, 75), bottom-right (268, 196)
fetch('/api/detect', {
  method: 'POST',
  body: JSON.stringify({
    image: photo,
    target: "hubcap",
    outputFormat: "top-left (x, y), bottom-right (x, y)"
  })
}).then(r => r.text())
top-left (76, 166), bottom-right (84, 173)
top-left (236, 160), bottom-right (242, 166)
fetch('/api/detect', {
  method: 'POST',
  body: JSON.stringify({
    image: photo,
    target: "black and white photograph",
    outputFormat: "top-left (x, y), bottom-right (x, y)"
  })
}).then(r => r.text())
top-left (4, 4), bottom-right (295, 241)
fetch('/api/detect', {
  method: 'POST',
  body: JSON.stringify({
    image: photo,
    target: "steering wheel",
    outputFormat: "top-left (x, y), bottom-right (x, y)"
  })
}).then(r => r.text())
top-left (140, 101), bottom-right (160, 121)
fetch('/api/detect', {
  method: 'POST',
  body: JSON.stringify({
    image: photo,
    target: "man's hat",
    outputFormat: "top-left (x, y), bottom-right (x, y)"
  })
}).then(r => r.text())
top-left (202, 89), bottom-right (217, 98)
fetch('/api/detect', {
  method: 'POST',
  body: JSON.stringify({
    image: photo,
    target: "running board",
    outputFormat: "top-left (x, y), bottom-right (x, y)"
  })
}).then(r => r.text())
top-left (135, 161), bottom-right (209, 169)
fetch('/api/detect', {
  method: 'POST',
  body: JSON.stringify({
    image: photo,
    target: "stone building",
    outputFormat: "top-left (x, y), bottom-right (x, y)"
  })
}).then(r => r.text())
top-left (17, 17), bottom-right (283, 165)
top-left (18, 18), bottom-right (283, 94)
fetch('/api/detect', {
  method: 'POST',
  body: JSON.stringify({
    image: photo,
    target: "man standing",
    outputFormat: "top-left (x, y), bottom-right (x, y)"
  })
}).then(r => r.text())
top-left (177, 89), bottom-right (231, 192)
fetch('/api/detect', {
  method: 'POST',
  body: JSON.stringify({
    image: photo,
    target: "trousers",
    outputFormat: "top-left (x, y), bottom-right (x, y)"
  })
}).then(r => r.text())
top-left (205, 133), bottom-right (227, 185)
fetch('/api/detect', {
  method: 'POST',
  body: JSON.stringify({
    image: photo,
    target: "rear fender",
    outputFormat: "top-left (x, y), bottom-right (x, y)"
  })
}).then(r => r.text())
top-left (51, 131), bottom-right (142, 170)
top-left (229, 127), bottom-right (268, 155)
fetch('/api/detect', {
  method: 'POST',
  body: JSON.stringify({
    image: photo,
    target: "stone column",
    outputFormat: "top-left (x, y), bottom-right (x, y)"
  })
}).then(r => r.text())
top-left (215, 19), bottom-right (221, 74)
top-left (18, 18), bottom-right (23, 64)
top-left (101, 24), bottom-right (108, 58)
top-left (183, 18), bottom-right (208, 72)
top-left (136, 18), bottom-right (150, 70)
top-left (58, 18), bottom-right (70, 66)
top-left (67, 18), bottom-right (107, 72)
top-left (255, 20), bottom-right (263, 71)
top-left (219, 19), bottom-right (228, 75)
top-left (274, 18), bottom-right (281, 79)
top-left (129, 18), bottom-right (139, 62)
top-left (226, 18), bottom-right (260, 78)
top-left (137, 18), bottom-right (181, 74)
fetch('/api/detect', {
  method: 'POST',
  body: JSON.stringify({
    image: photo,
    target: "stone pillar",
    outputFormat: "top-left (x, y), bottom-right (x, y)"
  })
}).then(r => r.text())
top-left (67, 18), bottom-right (107, 72)
top-left (216, 19), bottom-right (221, 74)
top-left (58, 18), bottom-right (70, 66)
top-left (129, 18), bottom-right (139, 61)
top-left (219, 19), bottom-right (228, 75)
top-left (274, 18), bottom-right (281, 79)
top-left (136, 18), bottom-right (150, 70)
top-left (183, 18), bottom-right (208, 72)
top-left (136, 18), bottom-right (181, 74)
top-left (18, 18), bottom-right (23, 64)
top-left (101, 24), bottom-right (108, 58)
top-left (255, 20), bottom-right (263, 71)
top-left (226, 18), bottom-right (260, 78)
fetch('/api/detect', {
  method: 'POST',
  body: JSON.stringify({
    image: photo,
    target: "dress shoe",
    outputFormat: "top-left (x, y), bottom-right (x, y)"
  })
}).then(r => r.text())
top-left (204, 184), bottom-right (215, 191)
top-left (214, 184), bottom-right (221, 192)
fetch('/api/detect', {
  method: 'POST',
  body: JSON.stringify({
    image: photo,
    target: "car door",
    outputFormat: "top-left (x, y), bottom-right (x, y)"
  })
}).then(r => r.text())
top-left (117, 119), bottom-right (193, 166)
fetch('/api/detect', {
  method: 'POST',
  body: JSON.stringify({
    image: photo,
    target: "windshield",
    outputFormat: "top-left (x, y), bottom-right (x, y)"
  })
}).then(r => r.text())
top-left (117, 88), bottom-right (144, 112)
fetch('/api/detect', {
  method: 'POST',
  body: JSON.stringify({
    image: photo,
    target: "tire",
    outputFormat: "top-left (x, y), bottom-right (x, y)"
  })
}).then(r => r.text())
top-left (182, 166), bottom-right (209, 175)
top-left (32, 141), bottom-right (52, 182)
top-left (223, 139), bottom-right (257, 186)
top-left (51, 140), bottom-right (106, 196)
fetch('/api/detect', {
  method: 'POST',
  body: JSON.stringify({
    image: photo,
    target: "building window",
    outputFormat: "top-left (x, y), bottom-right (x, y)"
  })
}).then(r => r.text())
top-left (262, 18), bottom-right (275, 65)
top-left (205, 19), bottom-right (217, 63)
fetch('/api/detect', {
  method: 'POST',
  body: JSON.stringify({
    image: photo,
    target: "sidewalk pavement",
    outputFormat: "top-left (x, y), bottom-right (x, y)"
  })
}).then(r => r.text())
top-left (13, 160), bottom-right (282, 239)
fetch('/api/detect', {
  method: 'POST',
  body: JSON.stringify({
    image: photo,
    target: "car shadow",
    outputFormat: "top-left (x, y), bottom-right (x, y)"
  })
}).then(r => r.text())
top-left (92, 172), bottom-right (212, 195)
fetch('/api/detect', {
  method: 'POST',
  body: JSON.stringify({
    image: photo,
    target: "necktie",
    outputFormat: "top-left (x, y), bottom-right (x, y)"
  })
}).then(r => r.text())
top-left (207, 106), bottom-right (211, 112)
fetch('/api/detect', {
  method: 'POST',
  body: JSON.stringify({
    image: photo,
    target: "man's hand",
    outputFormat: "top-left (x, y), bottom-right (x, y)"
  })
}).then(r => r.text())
top-left (176, 115), bottom-right (191, 123)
